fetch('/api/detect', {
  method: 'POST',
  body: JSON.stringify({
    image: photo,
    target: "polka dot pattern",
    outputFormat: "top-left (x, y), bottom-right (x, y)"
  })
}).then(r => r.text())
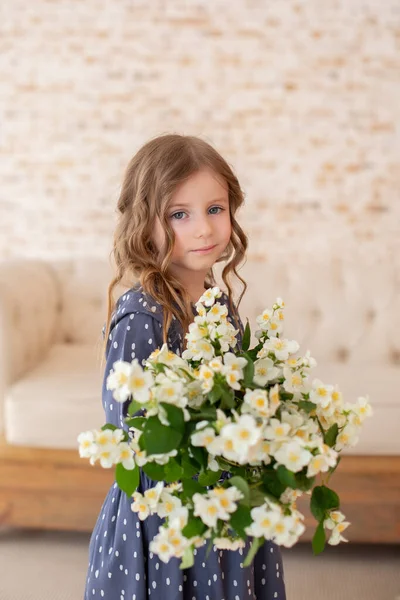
top-left (85, 286), bottom-right (286, 599)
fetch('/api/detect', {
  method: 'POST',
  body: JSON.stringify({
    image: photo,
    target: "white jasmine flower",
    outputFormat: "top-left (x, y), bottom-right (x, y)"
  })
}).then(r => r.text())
top-left (155, 376), bottom-right (186, 408)
top-left (243, 388), bottom-right (270, 418)
top-left (220, 414), bottom-right (262, 457)
top-left (144, 482), bottom-right (165, 510)
top-left (264, 316), bottom-right (284, 338)
top-left (324, 512), bottom-right (350, 545)
top-left (186, 380), bottom-right (204, 408)
top-left (191, 427), bottom-right (216, 447)
top-left (147, 343), bottom-right (187, 369)
top-left (198, 364), bottom-right (215, 392)
top-left (269, 384), bottom-right (281, 416)
top-left (351, 395), bottom-right (373, 423)
top-left (222, 352), bottom-right (248, 374)
top-left (282, 366), bottom-right (309, 394)
top-left (256, 308), bottom-right (274, 331)
top-left (183, 338), bottom-right (215, 361)
top-left (274, 440), bottom-right (313, 473)
top-left (106, 360), bottom-right (133, 403)
top-left (264, 418), bottom-right (291, 442)
top-left (224, 369), bottom-right (242, 390)
top-left (209, 486), bottom-right (244, 518)
top-left (253, 357), bottom-right (280, 386)
top-left (116, 441), bottom-right (135, 470)
top-left (310, 379), bottom-right (334, 409)
top-left (150, 520), bottom-right (190, 561)
top-left (301, 350), bottom-right (317, 369)
top-left (213, 537), bottom-right (246, 551)
top-left (78, 430), bottom-right (96, 458)
top-left (271, 514), bottom-right (299, 546)
top-left (209, 357), bottom-right (224, 372)
top-left (207, 302), bottom-right (228, 322)
top-left (198, 286), bottom-right (222, 307)
top-left (207, 454), bottom-right (220, 471)
top-left (334, 424), bottom-right (359, 451)
top-left (245, 504), bottom-right (280, 538)
top-left (131, 492), bottom-right (151, 520)
top-left (192, 493), bottom-right (223, 528)
top-left (262, 337), bottom-right (300, 361)
top-left (307, 453), bottom-right (336, 477)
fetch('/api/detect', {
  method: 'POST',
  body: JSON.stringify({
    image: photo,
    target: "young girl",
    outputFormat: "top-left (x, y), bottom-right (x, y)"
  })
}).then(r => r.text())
top-left (84, 134), bottom-right (286, 600)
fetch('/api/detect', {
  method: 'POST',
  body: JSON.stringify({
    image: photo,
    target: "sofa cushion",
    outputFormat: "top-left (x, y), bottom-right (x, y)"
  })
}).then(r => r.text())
top-left (5, 344), bottom-right (104, 449)
top-left (4, 342), bottom-right (399, 454)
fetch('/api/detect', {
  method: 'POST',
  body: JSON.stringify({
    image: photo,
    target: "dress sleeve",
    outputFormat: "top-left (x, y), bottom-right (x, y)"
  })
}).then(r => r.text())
top-left (101, 312), bottom-right (163, 429)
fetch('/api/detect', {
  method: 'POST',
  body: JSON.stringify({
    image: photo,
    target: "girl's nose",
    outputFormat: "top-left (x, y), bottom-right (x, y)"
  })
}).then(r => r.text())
top-left (195, 216), bottom-right (213, 238)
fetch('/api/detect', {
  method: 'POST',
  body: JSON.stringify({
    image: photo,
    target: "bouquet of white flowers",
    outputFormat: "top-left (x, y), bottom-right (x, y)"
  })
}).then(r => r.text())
top-left (78, 287), bottom-right (372, 569)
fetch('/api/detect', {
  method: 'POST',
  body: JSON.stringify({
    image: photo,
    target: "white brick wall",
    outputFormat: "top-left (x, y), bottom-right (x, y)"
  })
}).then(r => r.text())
top-left (0, 0), bottom-right (399, 267)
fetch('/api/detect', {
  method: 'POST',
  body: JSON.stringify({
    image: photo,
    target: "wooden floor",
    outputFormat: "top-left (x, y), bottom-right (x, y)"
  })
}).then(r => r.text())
top-left (1, 439), bottom-right (399, 543)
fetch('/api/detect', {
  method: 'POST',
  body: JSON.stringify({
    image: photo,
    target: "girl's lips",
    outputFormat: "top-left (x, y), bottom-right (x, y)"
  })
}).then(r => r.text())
top-left (192, 244), bottom-right (217, 254)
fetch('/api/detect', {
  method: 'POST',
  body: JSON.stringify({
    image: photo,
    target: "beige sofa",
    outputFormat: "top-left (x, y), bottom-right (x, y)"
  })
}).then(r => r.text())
top-left (0, 257), bottom-right (399, 541)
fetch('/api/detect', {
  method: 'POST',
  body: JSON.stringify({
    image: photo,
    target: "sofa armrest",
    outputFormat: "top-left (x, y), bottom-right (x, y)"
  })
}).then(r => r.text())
top-left (0, 260), bottom-right (60, 430)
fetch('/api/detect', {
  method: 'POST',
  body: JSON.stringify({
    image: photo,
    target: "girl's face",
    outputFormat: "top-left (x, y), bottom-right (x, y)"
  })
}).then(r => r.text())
top-left (153, 168), bottom-right (232, 281)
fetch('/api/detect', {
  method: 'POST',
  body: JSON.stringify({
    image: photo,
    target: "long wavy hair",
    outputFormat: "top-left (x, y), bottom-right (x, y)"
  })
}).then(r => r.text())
top-left (103, 134), bottom-right (248, 355)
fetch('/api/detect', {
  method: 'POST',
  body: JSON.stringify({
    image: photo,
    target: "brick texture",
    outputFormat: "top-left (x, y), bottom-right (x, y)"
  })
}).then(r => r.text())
top-left (0, 0), bottom-right (399, 268)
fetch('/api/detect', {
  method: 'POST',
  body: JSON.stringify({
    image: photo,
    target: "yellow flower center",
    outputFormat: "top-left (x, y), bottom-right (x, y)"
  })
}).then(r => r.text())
top-left (132, 376), bottom-right (145, 389)
top-left (261, 518), bottom-right (271, 528)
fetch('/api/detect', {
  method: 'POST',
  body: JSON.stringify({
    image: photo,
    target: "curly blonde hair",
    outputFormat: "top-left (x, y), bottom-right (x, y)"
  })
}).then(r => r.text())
top-left (104, 134), bottom-right (248, 353)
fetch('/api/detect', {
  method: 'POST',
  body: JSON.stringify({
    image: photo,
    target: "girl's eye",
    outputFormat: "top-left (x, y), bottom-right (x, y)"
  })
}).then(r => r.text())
top-left (170, 211), bottom-right (187, 220)
top-left (209, 206), bottom-right (224, 215)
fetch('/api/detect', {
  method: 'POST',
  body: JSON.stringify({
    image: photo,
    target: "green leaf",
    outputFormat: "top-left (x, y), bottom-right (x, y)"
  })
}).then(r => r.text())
top-left (142, 416), bottom-right (183, 455)
top-left (295, 471), bottom-right (316, 492)
top-left (242, 353), bottom-right (255, 386)
top-left (229, 504), bottom-right (252, 538)
top-left (182, 516), bottom-right (207, 539)
top-left (116, 462), bottom-right (139, 497)
top-left (242, 320), bottom-right (251, 352)
top-left (142, 462), bottom-right (166, 481)
top-left (189, 406), bottom-right (217, 421)
top-left (249, 486), bottom-right (268, 507)
top-left (205, 537), bottom-right (214, 560)
top-left (243, 537), bottom-right (263, 567)
top-left (298, 400), bottom-right (317, 414)
top-left (215, 457), bottom-right (232, 472)
top-left (189, 445), bottom-right (207, 469)
top-left (208, 385), bottom-right (222, 404)
top-left (101, 423), bottom-right (118, 431)
top-left (181, 456), bottom-right (200, 478)
top-left (310, 485), bottom-right (340, 521)
top-left (198, 469), bottom-right (223, 487)
top-left (276, 465), bottom-right (298, 490)
top-left (127, 399), bottom-right (144, 417)
top-left (138, 433), bottom-right (146, 451)
top-left (181, 478), bottom-right (207, 501)
top-left (180, 545), bottom-right (194, 570)
top-left (220, 386), bottom-right (235, 410)
top-left (280, 391), bottom-right (294, 401)
top-left (126, 416), bottom-right (146, 431)
top-left (164, 458), bottom-right (184, 483)
top-left (229, 476), bottom-right (250, 506)
top-left (324, 423), bottom-right (339, 448)
top-left (246, 343), bottom-right (263, 361)
top-left (312, 521), bottom-right (326, 555)
top-left (262, 471), bottom-right (287, 499)
top-left (160, 403), bottom-right (185, 433)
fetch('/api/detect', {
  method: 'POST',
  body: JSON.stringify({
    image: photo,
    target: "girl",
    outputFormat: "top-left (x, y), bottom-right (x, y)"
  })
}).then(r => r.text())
top-left (84, 134), bottom-right (286, 600)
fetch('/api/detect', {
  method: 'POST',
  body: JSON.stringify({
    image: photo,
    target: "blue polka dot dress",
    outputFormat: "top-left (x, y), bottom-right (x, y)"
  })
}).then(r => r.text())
top-left (84, 285), bottom-right (287, 599)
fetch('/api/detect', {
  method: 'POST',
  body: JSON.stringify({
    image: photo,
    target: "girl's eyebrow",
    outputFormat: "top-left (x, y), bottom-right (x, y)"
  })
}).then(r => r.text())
top-left (169, 197), bottom-right (229, 209)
